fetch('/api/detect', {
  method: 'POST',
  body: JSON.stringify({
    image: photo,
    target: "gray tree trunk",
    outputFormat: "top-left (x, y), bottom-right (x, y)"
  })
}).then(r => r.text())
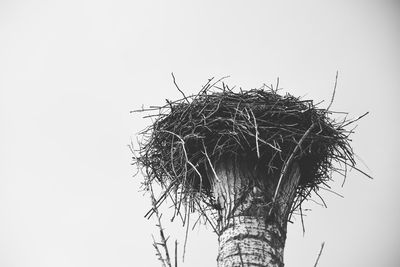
top-left (210, 156), bottom-right (301, 267)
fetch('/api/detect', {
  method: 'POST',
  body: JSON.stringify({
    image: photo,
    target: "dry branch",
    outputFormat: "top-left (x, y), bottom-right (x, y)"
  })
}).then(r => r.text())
top-left (313, 242), bottom-right (325, 267)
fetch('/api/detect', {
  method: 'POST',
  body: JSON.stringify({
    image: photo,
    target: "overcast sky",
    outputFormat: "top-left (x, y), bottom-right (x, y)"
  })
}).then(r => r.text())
top-left (1, 1), bottom-right (399, 266)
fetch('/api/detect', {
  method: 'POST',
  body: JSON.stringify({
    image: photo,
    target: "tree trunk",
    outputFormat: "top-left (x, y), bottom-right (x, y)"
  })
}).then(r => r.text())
top-left (210, 156), bottom-right (301, 267)
top-left (217, 216), bottom-right (285, 267)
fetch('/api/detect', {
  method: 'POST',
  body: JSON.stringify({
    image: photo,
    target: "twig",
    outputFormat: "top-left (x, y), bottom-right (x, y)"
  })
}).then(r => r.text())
top-left (203, 143), bottom-right (221, 183)
top-left (340, 112), bottom-right (369, 128)
top-left (299, 204), bottom-right (306, 235)
top-left (182, 209), bottom-right (190, 262)
top-left (319, 186), bottom-right (344, 198)
top-left (271, 123), bottom-right (316, 211)
top-left (144, 181), bottom-right (176, 219)
top-left (150, 185), bottom-right (172, 267)
top-left (327, 71), bottom-right (338, 111)
top-left (171, 73), bottom-right (189, 103)
top-left (175, 240), bottom-right (178, 267)
top-left (313, 242), bottom-right (325, 267)
top-left (152, 234), bottom-right (167, 267)
top-left (250, 109), bottom-right (260, 158)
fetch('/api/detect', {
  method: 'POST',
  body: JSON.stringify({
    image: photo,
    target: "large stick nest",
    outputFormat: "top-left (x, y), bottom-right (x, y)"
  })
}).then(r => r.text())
top-left (132, 78), bottom-right (367, 229)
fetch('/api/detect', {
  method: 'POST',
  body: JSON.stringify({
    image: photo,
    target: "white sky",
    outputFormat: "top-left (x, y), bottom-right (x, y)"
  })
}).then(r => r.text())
top-left (0, 0), bottom-right (399, 266)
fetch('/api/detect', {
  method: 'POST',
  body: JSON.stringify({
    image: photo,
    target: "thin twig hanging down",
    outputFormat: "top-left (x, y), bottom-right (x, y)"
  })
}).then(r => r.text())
top-left (313, 242), bottom-right (325, 267)
top-left (174, 240), bottom-right (178, 267)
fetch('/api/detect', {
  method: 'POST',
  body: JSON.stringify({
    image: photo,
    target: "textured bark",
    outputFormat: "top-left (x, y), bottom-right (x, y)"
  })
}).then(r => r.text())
top-left (217, 216), bottom-right (285, 267)
top-left (210, 156), bottom-right (301, 267)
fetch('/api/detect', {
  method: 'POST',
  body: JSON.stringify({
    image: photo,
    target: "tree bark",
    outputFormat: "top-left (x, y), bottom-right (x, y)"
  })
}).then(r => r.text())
top-left (217, 216), bottom-right (285, 267)
top-left (210, 156), bottom-right (301, 267)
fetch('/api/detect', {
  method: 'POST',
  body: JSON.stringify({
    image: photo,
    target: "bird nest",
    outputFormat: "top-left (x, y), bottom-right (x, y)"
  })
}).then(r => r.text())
top-left (132, 78), bottom-right (368, 231)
